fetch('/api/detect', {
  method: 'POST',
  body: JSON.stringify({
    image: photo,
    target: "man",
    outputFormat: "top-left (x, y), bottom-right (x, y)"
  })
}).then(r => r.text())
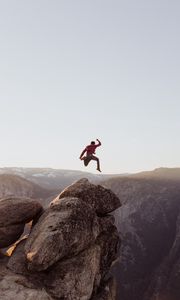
top-left (79, 139), bottom-right (102, 172)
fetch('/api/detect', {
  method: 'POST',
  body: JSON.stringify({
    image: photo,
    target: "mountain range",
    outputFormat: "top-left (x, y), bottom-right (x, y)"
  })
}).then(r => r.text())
top-left (1, 167), bottom-right (180, 300)
top-left (0, 167), bottom-right (121, 190)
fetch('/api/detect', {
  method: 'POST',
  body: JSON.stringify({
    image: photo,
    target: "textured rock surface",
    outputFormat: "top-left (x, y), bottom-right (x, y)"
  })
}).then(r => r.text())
top-left (103, 176), bottom-right (180, 300)
top-left (51, 178), bottom-right (121, 215)
top-left (91, 278), bottom-right (117, 300)
top-left (0, 179), bottom-right (120, 299)
top-left (44, 219), bottom-right (119, 299)
top-left (0, 224), bottom-right (24, 248)
top-left (0, 275), bottom-right (52, 300)
top-left (45, 244), bottom-right (102, 299)
top-left (25, 197), bottom-right (100, 271)
top-left (0, 198), bottom-right (43, 226)
top-left (97, 216), bottom-right (120, 278)
top-left (7, 239), bottom-right (28, 275)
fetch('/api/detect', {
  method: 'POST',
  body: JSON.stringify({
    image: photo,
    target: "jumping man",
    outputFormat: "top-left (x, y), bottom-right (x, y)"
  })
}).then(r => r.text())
top-left (79, 139), bottom-right (102, 172)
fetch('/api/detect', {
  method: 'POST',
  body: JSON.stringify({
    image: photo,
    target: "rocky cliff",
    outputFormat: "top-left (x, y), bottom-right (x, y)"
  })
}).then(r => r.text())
top-left (0, 178), bottom-right (120, 300)
top-left (103, 175), bottom-right (180, 300)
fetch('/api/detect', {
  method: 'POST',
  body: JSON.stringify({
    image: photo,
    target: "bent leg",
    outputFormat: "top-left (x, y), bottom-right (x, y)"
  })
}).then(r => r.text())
top-left (83, 156), bottom-right (92, 166)
top-left (91, 155), bottom-right (101, 172)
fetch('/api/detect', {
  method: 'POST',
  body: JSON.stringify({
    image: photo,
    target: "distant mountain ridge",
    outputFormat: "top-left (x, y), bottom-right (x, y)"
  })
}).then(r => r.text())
top-left (0, 174), bottom-right (56, 207)
top-left (101, 167), bottom-right (180, 203)
top-left (133, 167), bottom-right (180, 180)
top-left (1, 167), bottom-right (180, 299)
top-left (0, 167), bottom-right (121, 190)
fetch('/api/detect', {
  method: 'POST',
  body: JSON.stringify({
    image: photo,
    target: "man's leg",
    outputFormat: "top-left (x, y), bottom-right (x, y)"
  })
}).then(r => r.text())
top-left (91, 155), bottom-right (101, 172)
top-left (83, 156), bottom-right (92, 166)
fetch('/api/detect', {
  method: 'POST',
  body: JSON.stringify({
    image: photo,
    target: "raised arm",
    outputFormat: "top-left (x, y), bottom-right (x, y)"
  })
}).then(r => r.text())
top-left (96, 139), bottom-right (101, 146)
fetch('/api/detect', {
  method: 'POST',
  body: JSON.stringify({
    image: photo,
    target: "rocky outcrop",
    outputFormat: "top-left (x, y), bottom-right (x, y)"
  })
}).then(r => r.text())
top-left (44, 244), bottom-right (102, 299)
top-left (0, 198), bottom-right (43, 248)
top-left (0, 224), bottom-right (24, 248)
top-left (103, 176), bottom-right (180, 300)
top-left (25, 197), bottom-right (100, 271)
top-left (0, 179), bottom-right (120, 300)
top-left (52, 178), bottom-right (120, 215)
top-left (0, 198), bottom-right (43, 226)
top-left (0, 274), bottom-right (53, 300)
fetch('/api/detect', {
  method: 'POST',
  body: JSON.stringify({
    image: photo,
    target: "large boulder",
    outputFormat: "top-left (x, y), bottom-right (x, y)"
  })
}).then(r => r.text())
top-left (51, 178), bottom-right (121, 215)
top-left (0, 198), bottom-right (43, 249)
top-left (7, 239), bottom-right (28, 275)
top-left (44, 216), bottom-right (120, 300)
top-left (0, 198), bottom-right (43, 226)
top-left (0, 224), bottom-right (24, 248)
top-left (25, 197), bottom-right (100, 271)
top-left (44, 243), bottom-right (102, 299)
top-left (0, 181), bottom-right (121, 299)
top-left (0, 274), bottom-right (52, 300)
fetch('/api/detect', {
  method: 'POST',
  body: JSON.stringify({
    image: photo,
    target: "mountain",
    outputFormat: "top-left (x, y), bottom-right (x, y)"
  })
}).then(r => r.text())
top-left (133, 167), bottom-right (180, 181)
top-left (0, 174), bottom-right (56, 206)
top-left (2, 167), bottom-right (180, 299)
top-left (0, 167), bottom-right (121, 190)
top-left (102, 168), bottom-right (180, 300)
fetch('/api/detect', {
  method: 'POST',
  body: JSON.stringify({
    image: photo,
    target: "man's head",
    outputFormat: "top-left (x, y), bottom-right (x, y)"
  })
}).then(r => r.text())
top-left (91, 141), bottom-right (95, 145)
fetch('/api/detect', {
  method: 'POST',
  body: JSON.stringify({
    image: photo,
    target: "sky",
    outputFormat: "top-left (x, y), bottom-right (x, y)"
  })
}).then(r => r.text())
top-left (0, 0), bottom-right (180, 174)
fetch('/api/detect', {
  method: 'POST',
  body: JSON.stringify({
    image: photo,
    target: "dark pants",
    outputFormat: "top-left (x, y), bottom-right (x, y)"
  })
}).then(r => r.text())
top-left (83, 155), bottom-right (100, 170)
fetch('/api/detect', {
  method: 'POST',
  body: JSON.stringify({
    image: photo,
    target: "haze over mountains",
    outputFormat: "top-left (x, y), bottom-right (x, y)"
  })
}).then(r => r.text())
top-left (0, 167), bottom-right (121, 190)
top-left (102, 168), bottom-right (180, 300)
top-left (1, 167), bottom-right (180, 300)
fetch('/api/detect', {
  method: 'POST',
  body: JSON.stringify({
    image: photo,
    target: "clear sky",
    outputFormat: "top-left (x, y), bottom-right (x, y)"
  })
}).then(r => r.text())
top-left (0, 0), bottom-right (180, 174)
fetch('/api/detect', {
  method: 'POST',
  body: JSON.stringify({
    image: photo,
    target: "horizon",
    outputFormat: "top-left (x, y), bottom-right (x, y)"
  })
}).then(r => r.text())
top-left (0, 165), bottom-right (180, 176)
top-left (1, 1), bottom-right (180, 173)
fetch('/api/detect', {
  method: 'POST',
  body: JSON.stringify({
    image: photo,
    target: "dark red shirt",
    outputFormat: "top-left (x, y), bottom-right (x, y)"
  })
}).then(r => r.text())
top-left (85, 144), bottom-right (99, 155)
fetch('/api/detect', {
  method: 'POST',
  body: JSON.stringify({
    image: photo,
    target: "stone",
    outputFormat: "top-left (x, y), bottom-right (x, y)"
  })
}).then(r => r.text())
top-left (7, 239), bottom-right (28, 275)
top-left (0, 275), bottom-right (52, 300)
top-left (0, 224), bottom-right (24, 248)
top-left (91, 277), bottom-right (117, 300)
top-left (45, 244), bottom-right (102, 300)
top-left (25, 197), bottom-right (100, 271)
top-left (96, 217), bottom-right (120, 278)
top-left (51, 178), bottom-right (121, 216)
top-left (0, 198), bottom-right (43, 226)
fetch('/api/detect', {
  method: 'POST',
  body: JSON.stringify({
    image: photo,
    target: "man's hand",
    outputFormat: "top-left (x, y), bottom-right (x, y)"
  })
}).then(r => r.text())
top-left (96, 138), bottom-right (101, 146)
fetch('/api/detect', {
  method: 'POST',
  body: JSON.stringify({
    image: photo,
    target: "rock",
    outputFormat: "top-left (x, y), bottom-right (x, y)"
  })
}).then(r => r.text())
top-left (45, 243), bottom-right (102, 300)
top-left (0, 224), bottom-right (24, 248)
top-left (7, 239), bottom-right (28, 275)
top-left (0, 252), bottom-right (9, 281)
top-left (0, 182), bottom-right (120, 300)
top-left (104, 177), bottom-right (180, 300)
top-left (25, 197), bottom-right (100, 271)
top-left (51, 178), bottom-right (121, 215)
top-left (91, 277), bottom-right (117, 300)
top-left (96, 217), bottom-right (120, 278)
top-left (0, 274), bottom-right (52, 300)
top-left (0, 198), bottom-right (43, 226)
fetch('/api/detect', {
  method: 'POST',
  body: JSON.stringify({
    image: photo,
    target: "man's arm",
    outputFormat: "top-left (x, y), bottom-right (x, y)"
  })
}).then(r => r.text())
top-left (79, 148), bottom-right (86, 159)
top-left (96, 139), bottom-right (101, 146)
